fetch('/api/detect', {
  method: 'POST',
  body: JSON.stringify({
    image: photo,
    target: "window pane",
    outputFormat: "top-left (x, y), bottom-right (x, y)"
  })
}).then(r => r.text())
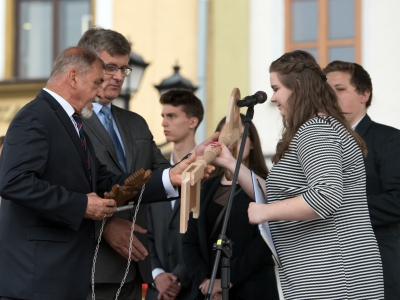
top-left (19, 1), bottom-right (53, 79)
top-left (59, 0), bottom-right (91, 54)
top-left (329, 46), bottom-right (355, 62)
top-left (329, 0), bottom-right (355, 39)
top-left (292, 0), bottom-right (318, 42)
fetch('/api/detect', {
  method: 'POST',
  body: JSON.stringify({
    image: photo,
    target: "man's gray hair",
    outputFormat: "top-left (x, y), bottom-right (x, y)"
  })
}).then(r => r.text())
top-left (49, 46), bottom-right (105, 82)
top-left (78, 26), bottom-right (131, 57)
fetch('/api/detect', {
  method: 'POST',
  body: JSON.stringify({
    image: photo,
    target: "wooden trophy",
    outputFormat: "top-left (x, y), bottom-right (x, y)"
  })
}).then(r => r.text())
top-left (179, 88), bottom-right (241, 233)
top-left (104, 168), bottom-right (152, 207)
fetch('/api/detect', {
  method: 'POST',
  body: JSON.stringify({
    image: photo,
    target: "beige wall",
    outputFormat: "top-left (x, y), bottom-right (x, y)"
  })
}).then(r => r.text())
top-left (112, 0), bottom-right (198, 145)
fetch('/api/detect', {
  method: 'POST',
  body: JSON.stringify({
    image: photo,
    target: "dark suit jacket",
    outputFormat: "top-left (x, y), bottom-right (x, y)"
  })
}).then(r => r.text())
top-left (146, 199), bottom-right (191, 300)
top-left (182, 177), bottom-right (279, 300)
top-left (83, 105), bottom-right (171, 284)
top-left (356, 114), bottom-right (400, 300)
top-left (0, 90), bottom-right (128, 300)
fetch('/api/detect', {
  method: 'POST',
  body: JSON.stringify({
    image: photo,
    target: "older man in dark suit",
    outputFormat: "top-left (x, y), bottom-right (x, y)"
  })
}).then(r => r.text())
top-left (0, 46), bottom-right (210, 300)
top-left (324, 61), bottom-right (400, 300)
top-left (0, 47), bottom-right (122, 300)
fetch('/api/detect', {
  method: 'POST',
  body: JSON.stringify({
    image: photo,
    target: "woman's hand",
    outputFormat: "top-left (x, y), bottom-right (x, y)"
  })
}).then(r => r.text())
top-left (195, 132), bottom-right (220, 157)
top-left (204, 142), bottom-right (236, 171)
top-left (248, 202), bottom-right (268, 224)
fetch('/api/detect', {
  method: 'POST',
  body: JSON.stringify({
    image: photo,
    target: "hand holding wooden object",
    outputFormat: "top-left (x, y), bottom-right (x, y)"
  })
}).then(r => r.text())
top-left (104, 168), bottom-right (152, 206)
top-left (180, 88), bottom-right (241, 232)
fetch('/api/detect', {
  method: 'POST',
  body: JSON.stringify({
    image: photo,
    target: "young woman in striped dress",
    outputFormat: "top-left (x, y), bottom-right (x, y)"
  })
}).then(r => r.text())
top-left (210, 50), bottom-right (384, 299)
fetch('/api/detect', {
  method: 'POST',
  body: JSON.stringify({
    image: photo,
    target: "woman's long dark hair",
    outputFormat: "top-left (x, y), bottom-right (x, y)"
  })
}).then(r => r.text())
top-left (209, 113), bottom-right (269, 180)
top-left (269, 50), bottom-right (366, 163)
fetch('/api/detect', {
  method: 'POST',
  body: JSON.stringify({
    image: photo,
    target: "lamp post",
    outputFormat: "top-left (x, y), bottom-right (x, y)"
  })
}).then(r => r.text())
top-left (154, 65), bottom-right (198, 95)
top-left (113, 50), bottom-right (150, 110)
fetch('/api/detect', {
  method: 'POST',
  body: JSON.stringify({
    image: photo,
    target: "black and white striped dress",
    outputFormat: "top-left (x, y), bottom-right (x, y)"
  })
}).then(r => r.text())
top-left (267, 116), bottom-right (384, 299)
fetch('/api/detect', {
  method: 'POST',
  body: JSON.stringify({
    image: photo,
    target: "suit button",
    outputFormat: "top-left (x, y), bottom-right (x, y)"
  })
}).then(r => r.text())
top-left (89, 232), bottom-right (95, 238)
top-left (169, 226), bottom-right (175, 231)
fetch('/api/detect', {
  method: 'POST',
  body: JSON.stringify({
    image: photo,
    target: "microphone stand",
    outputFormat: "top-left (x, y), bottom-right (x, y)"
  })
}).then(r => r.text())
top-left (205, 105), bottom-right (255, 300)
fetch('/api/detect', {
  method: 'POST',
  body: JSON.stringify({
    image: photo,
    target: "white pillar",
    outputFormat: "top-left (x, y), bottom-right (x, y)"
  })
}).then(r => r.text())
top-left (95, 0), bottom-right (114, 29)
top-left (249, 0), bottom-right (285, 160)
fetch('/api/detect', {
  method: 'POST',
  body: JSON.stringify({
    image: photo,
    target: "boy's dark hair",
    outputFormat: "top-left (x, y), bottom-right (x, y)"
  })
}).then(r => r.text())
top-left (160, 90), bottom-right (204, 129)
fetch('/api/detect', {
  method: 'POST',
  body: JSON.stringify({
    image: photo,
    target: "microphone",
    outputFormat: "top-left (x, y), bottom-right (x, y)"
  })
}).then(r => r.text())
top-left (236, 91), bottom-right (268, 107)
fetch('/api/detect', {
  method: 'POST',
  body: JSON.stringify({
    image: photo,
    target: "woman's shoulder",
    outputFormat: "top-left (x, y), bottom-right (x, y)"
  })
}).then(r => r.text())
top-left (295, 116), bottom-right (345, 143)
top-left (302, 115), bottom-right (338, 126)
top-left (298, 116), bottom-right (343, 134)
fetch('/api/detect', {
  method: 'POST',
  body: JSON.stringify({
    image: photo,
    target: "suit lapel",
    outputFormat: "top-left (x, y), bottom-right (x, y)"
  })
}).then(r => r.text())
top-left (86, 136), bottom-right (97, 192)
top-left (82, 111), bottom-right (124, 173)
top-left (41, 91), bottom-right (92, 182)
top-left (355, 114), bottom-right (373, 137)
top-left (112, 105), bottom-right (135, 172)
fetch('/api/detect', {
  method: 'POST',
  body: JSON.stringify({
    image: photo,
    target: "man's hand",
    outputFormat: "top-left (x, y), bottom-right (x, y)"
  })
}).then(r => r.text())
top-left (199, 278), bottom-right (231, 298)
top-left (169, 150), bottom-right (197, 187)
top-left (102, 217), bottom-right (148, 261)
top-left (199, 278), bottom-right (210, 295)
top-left (212, 292), bottom-right (222, 300)
top-left (84, 192), bottom-right (116, 220)
top-left (155, 273), bottom-right (181, 300)
top-left (169, 150), bottom-right (215, 187)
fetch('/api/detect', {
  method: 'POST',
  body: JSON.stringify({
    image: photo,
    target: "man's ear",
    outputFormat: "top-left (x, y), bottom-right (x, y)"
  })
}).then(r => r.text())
top-left (189, 117), bottom-right (199, 130)
top-left (360, 90), bottom-right (371, 104)
top-left (68, 69), bottom-right (78, 87)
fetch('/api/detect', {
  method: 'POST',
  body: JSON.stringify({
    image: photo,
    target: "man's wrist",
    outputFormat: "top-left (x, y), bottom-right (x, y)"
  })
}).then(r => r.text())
top-left (169, 168), bottom-right (177, 188)
top-left (152, 268), bottom-right (165, 281)
top-left (162, 169), bottom-right (179, 198)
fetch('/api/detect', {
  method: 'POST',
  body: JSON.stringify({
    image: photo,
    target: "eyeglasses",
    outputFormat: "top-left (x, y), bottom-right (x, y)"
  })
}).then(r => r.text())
top-left (104, 64), bottom-right (132, 77)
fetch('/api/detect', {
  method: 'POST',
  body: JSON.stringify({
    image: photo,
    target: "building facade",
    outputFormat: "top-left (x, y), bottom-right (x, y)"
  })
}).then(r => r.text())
top-left (0, 0), bottom-right (399, 159)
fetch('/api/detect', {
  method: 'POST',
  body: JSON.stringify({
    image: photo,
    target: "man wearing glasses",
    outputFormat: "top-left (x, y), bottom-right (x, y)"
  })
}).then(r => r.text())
top-left (78, 27), bottom-right (173, 300)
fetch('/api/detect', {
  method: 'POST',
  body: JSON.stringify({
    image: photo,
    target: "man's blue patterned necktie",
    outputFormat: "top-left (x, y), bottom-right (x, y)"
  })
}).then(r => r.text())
top-left (100, 106), bottom-right (127, 172)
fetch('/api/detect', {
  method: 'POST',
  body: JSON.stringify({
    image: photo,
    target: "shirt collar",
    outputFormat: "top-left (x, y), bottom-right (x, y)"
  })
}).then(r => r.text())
top-left (43, 88), bottom-right (75, 117)
top-left (352, 114), bottom-right (366, 130)
top-left (93, 102), bottom-right (112, 116)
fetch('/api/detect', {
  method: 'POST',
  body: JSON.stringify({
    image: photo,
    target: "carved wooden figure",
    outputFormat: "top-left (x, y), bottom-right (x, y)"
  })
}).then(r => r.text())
top-left (104, 168), bottom-right (152, 207)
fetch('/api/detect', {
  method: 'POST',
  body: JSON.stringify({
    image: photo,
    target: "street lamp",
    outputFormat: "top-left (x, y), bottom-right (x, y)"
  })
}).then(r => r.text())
top-left (113, 50), bottom-right (150, 110)
top-left (154, 65), bottom-right (198, 95)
